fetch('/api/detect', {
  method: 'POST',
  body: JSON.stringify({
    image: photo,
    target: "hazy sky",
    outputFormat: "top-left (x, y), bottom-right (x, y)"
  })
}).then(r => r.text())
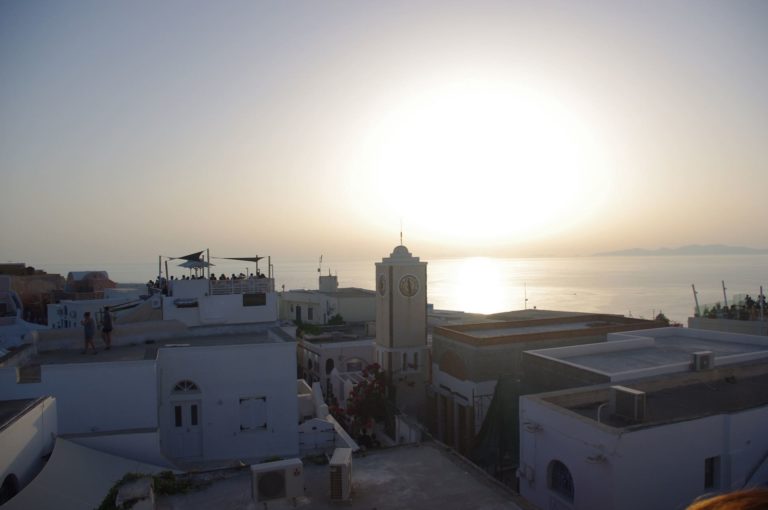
top-left (2, 1), bottom-right (767, 265)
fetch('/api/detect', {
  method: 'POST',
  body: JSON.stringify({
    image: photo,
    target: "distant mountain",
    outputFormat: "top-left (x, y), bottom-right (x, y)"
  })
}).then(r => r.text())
top-left (593, 244), bottom-right (768, 257)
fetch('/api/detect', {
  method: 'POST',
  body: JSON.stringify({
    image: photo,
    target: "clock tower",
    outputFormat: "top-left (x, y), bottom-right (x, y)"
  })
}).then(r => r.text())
top-left (375, 245), bottom-right (427, 413)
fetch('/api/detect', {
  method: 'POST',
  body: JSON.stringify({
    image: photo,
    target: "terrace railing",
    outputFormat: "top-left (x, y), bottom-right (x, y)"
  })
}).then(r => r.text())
top-left (209, 278), bottom-right (274, 295)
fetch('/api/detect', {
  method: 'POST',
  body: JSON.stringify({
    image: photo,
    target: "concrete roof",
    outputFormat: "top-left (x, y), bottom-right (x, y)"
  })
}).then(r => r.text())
top-left (0, 397), bottom-right (42, 432)
top-left (434, 313), bottom-right (664, 347)
top-left (537, 360), bottom-right (768, 430)
top-left (527, 327), bottom-right (768, 379)
top-left (23, 325), bottom-right (292, 368)
top-left (155, 443), bottom-right (530, 509)
top-left (4, 438), bottom-right (166, 510)
top-left (327, 287), bottom-right (375, 298)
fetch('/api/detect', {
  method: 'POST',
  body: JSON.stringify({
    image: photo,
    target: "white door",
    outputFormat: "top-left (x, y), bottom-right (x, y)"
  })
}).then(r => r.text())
top-left (169, 400), bottom-right (202, 458)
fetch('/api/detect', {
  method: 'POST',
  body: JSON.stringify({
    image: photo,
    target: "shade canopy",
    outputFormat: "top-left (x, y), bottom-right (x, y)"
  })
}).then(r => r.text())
top-left (178, 260), bottom-right (214, 269)
top-left (175, 251), bottom-right (205, 262)
top-left (219, 256), bottom-right (264, 263)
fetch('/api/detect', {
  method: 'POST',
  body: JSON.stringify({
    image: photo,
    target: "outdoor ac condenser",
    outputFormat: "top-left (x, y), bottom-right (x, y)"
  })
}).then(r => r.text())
top-left (329, 447), bottom-right (352, 501)
top-left (251, 458), bottom-right (304, 503)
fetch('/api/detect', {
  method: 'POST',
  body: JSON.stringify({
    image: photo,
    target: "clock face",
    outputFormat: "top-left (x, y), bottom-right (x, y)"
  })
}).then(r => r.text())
top-left (378, 274), bottom-right (386, 296)
top-left (399, 275), bottom-right (419, 297)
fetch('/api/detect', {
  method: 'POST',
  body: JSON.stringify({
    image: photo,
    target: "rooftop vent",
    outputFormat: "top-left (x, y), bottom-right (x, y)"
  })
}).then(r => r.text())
top-left (610, 385), bottom-right (646, 423)
top-left (692, 351), bottom-right (714, 371)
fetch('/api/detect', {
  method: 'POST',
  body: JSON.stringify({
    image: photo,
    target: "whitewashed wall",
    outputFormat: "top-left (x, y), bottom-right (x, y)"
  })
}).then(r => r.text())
top-left (0, 397), bottom-right (57, 489)
top-left (156, 341), bottom-right (299, 463)
top-left (163, 292), bottom-right (278, 326)
top-left (0, 361), bottom-right (157, 434)
top-left (519, 396), bottom-right (768, 510)
top-left (336, 295), bottom-right (375, 323)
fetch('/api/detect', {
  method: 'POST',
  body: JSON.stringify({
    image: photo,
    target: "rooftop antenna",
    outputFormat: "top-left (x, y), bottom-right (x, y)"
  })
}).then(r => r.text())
top-left (722, 280), bottom-right (728, 308)
top-left (692, 284), bottom-right (701, 317)
top-left (317, 255), bottom-right (323, 274)
top-left (400, 219), bottom-right (403, 246)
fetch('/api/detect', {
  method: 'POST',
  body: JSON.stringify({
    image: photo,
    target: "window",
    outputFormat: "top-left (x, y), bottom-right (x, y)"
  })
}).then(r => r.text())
top-left (240, 396), bottom-right (267, 431)
top-left (325, 358), bottom-right (334, 375)
top-left (190, 404), bottom-right (199, 426)
top-left (243, 293), bottom-right (266, 306)
top-left (413, 352), bottom-right (419, 369)
top-left (402, 352), bottom-right (407, 370)
top-left (173, 380), bottom-right (200, 393)
top-left (346, 360), bottom-right (363, 372)
top-left (548, 460), bottom-right (574, 502)
top-left (705, 456), bottom-right (720, 489)
top-left (308, 307), bottom-right (314, 320)
top-left (174, 406), bottom-right (182, 427)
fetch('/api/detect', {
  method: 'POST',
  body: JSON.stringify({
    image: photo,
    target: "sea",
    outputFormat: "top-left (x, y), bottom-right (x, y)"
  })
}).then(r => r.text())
top-left (35, 255), bottom-right (768, 326)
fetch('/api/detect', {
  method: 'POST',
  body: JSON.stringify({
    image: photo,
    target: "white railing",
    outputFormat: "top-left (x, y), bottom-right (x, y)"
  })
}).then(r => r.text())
top-left (209, 278), bottom-right (274, 295)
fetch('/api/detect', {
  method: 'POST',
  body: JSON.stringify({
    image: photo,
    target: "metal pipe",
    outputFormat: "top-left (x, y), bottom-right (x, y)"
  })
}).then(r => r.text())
top-left (597, 402), bottom-right (609, 424)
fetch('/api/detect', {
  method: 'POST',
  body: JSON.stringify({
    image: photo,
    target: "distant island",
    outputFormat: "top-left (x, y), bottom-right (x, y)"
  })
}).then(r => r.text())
top-left (594, 244), bottom-right (768, 257)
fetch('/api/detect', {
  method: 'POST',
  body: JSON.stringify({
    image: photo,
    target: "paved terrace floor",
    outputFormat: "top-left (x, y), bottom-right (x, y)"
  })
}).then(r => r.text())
top-left (156, 443), bottom-right (532, 510)
top-left (27, 330), bottom-right (278, 367)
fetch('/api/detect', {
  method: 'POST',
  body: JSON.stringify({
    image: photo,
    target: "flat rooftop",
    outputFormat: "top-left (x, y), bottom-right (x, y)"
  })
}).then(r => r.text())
top-left (539, 361), bottom-right (768, 429)
top-left (22, 325), bottom-right (292, 368)
top-left (527, 327), bottom-right (768, 379)
top-left (0, 397), bottom-right (42, 431)
top-left (155, 443), bottom-right (530, 510)
top-left (435, 313), bottom-right (664, 347)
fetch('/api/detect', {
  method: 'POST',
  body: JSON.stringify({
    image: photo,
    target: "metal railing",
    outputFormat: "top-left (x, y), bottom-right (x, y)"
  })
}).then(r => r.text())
top-left (209, 278), bottom-right (274, 295)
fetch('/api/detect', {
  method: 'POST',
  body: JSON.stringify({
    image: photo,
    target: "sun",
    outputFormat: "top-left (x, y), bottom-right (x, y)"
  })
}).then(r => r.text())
top-left (350, 75), bottom-right (611, 248)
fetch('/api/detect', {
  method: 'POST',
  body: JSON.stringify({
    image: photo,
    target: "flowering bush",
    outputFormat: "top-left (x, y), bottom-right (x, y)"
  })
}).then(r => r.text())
top-left (345, 363), bottom-right (387, 434)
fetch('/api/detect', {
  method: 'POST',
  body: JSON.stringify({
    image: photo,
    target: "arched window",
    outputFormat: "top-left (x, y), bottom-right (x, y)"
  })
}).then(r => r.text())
top-left (548, 460), bottom-right (574, 502)
top-left (172, 380), bottom-right (200, 393)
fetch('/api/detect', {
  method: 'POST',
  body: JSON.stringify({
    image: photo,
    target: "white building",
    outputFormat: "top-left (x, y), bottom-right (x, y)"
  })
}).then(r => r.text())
top-left (0, 324), bottom-right (300, 468)
top-left (280, 274), bottom-right (375, 325)
top-left (47, 274), bottom-right (278, 329)
top-left (0, 397), bottom-right (57, 503)
top-left (429, 312), bottom-right (663, 458)
top-left (297, 327), bottom-right (375, 401)
top-left (518, 327), bottom-right (768, 510)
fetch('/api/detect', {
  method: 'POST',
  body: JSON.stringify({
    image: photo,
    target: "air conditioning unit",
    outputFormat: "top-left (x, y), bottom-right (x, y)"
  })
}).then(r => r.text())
top-left (329, 448), bottom-right (352, 501)
top-left (610, 385), bottom-right (646, 423)
top-left (251, 458), bottom-right (304, 503)
top-left (692, 351), bottom-right (714, 371)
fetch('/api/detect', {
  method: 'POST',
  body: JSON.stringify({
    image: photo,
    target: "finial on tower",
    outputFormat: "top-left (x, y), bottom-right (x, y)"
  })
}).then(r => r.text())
top-left (400, 219), bottom-right (403, 246)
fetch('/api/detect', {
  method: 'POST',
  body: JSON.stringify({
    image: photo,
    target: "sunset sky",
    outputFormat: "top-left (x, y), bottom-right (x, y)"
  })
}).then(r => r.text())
top-left (2, 1), bottom-right (767, 265)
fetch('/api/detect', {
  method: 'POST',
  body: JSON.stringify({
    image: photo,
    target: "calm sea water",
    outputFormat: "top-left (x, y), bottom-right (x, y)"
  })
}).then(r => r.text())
top-left (37, 255), bottom-right (768, 326)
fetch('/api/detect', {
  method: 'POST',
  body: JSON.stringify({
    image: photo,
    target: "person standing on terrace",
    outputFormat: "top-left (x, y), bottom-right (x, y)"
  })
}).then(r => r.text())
top-left (101, 306), bottom-right (113, 350)
top-left (81, 312), bottom-right (97, 355)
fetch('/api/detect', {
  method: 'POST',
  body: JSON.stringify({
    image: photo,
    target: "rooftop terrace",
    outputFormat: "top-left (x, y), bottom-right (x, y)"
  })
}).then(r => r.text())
top-left (527, 327), bottom-right (768, 380)
top-left (435, 313), bottom-right (664, 347)
top-left (539, 360), bottom-right (768, 430)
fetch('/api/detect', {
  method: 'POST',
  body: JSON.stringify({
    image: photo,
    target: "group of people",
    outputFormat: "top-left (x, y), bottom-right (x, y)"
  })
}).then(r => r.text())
top-left (209, 271), bottom-right (266, 280)
top-left (80, 306), bottom-right (113, 355)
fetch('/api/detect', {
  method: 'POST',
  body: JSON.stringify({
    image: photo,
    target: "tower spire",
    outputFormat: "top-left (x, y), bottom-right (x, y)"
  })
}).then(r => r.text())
top-left (400, 219), bottom-right (403, 246)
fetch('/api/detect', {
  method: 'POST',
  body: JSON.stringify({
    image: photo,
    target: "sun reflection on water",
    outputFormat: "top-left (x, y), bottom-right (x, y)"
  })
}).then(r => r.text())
top-left (429, 257), bottom-right (528, 314)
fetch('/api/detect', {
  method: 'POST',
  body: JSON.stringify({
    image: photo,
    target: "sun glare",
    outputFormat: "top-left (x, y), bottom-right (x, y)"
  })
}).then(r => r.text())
top-left (354, 77), bottom-right (611, 247)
